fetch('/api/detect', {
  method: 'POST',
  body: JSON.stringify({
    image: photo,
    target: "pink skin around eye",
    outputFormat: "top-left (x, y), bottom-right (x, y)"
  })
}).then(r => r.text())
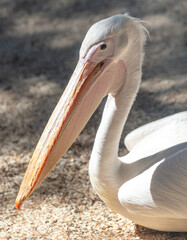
top-left (83, 42), bottom-right (105, 62)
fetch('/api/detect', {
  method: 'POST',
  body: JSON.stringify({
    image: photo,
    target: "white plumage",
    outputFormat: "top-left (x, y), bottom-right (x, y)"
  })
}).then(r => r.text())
top-left (86, 14), bottom-right (187, 231)
top-left (16, 14), bottom-right (187, 232)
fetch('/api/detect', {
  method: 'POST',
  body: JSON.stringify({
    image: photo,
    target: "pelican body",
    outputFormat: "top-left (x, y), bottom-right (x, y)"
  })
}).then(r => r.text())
top-left (15, 14), bottom-right (187, 232)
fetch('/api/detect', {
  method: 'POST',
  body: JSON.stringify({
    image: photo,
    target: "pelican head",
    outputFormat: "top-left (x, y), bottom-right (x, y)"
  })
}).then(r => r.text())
top-left (15, 13), bottom-right (146, 209)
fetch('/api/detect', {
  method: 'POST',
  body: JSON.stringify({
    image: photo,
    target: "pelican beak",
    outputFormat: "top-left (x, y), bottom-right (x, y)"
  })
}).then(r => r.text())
top-left (15, 58), bottom-right (111, 210)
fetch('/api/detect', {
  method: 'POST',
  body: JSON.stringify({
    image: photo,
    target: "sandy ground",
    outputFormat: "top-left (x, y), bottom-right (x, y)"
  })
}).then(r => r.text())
top-left (0, 0), bottom-right (187, 239)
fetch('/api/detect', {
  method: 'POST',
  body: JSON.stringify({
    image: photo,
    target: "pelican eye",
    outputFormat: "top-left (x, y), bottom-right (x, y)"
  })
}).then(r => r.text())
top-left (100, 43), bottom-right (107, 50)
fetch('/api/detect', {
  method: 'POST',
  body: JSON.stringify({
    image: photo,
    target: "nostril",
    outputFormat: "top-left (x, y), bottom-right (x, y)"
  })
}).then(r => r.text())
top-left (100, 61), bottom-right (104, 68)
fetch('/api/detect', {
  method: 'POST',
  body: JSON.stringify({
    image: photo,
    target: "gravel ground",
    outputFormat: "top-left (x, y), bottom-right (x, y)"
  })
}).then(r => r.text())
top-left (0, 0), bottom-right (187, 239)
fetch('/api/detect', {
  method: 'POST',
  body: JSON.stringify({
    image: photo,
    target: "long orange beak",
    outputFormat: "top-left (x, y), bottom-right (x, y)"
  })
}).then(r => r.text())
top-left (15, 58), bottom-right (113, 210)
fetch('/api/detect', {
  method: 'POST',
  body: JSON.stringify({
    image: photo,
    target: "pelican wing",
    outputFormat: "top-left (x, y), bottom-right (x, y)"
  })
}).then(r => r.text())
top-left (125, 111), bottom-right (187, 153)
top-left (118, 142), bottom-right (187, 219)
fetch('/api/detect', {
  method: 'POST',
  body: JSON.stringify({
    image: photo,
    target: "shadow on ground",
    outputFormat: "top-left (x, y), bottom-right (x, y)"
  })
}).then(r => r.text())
top-left (0, 0), bottom-right (187, 239)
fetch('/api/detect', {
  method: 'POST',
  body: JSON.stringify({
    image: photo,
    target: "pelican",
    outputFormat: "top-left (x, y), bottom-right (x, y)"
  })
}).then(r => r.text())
top-left (15, 14), bottom-right (187, 232)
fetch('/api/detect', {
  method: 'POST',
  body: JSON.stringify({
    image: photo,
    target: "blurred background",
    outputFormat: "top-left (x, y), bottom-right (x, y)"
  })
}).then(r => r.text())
top-left (0, 0), bottom-right (187, 239)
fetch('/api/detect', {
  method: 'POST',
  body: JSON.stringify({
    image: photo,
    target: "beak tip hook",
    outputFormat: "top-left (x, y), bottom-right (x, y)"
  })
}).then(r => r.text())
top-left (15, 198), bottom-right (21, 210)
